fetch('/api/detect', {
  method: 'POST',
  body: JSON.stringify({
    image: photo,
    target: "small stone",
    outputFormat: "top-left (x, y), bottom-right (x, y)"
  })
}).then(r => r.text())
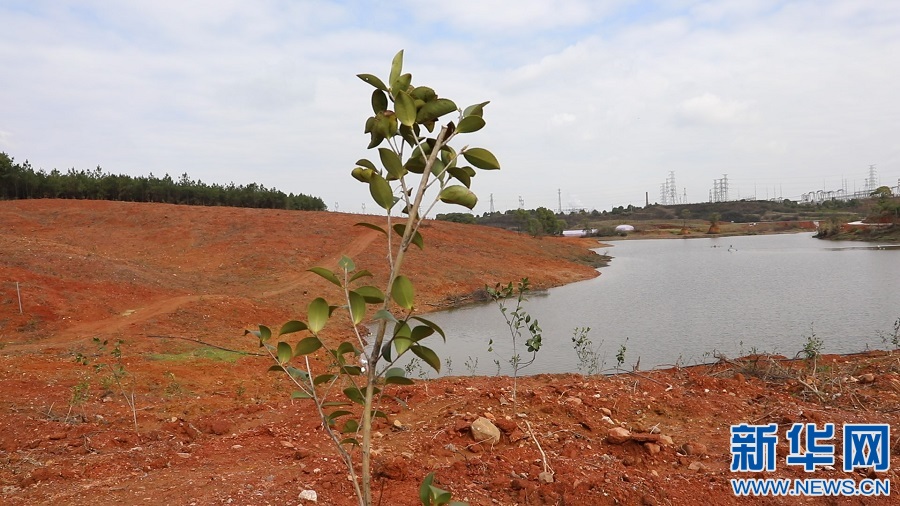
top-left (471, 417), bottom-right (501, 445)
top-left (538, 471), bottom-right (554, 484)
top-left (176, 453), bottom-right (191, 459)
top-left (499, 396), bottom-right (510, 406)
top-left (565, 396), bottom-right (583, 405)
top-left (688, 461), bottom-right (706, 472)
top-left (392, 419), bottom-right (406, 431)
top-left (658, 434), bottom-right (674, 446)
top-left (681, 442), bottom-right (707, 456)
top-left (298, 489), bottom-right (318, 502)
top-left (607, 427), bottom-right (632, 445)
top-left (231, 445), bottom-right (243, 449)
top-left (484, 412), bottom-right (496, 421)
top-left (859, 373), bottom-right (876, 384)
top-left (644, 443), bottom-right (661, 455)
top-left (600, 407), bottom-right (612, 417)
top-left (280, 440), bottom-right (295, 448)
top-left (642, 494), bottom-right (658, 506)
top-left (601, 416), bottom-right (616, 426)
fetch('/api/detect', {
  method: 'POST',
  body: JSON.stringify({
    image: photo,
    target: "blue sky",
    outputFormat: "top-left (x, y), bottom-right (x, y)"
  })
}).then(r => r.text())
top-left (1, 1), bottom-right (898, 214)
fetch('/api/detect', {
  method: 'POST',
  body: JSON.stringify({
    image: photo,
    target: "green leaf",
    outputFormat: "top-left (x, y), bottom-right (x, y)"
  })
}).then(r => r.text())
top-left (393, 336), bottom-right (413, 356)
top-left (285, 365), bottom-right (309, 381)
top-left (357, 73), bottom-right (387, 91)
top-left (456, 115), bottom-right (485, 133)
top-left (391, 275), bottom-right (415, 309)
top-left (349, 269), bottom-right (373, 283)
top-left (404, 154), bottom-right (426, 174)
top-left (411, 316), bottom-right (446, 341)
top-left (392, 223), bottom-right (424, 250)
top-left (291, 390), bottom-right (312, 399)
top-left (462, 148), bottom-right (500, 170)
top-left (372, 409), bottom-right (388, 420)
top-left (385, 375), bottom-right (414, 385)
top-left (294, 336), bottom-right (322, 356)
top-left (340, 437), bottom-right (360, 447)
top-left (355, 222), bottom-right (387, 235)
top-left (410, 325), bottom-right (435, 342)
top-left (347, 290), bottom-right (366, 325)
top-left (342, 419), bottom-right (360, 434)
top-left (367, 130), bottom-right (385, 149)
top-left (279, 321), bottom-right (308, 336)
top-left (328, 410), bottom-right (352, 420)
top-left (338, 255), bottom-right (356, 272)
top-left (308, 267), bottom-right (342, 288)
top-left (371, 89), bottom-right (388, 114)
top-left (354, 285), bottom-right (385, 303)
top-left (391, 73), bottom-right (412, 95)
top-left (356, 158), bottom-right (377, 171)
top-left (439, 185), bottom-right (478, 209)
top-left (447, 167), bottom-right (471, 188)
top-left (343, 387), bottom-right (365, 405)
top-left (341, 365), bottom-right (363, 376)
top-left (351, 167), bottom-right (374, 183)
top-left (420, 473), bottom-right (435, 504)
top-left (369, 172), bottom-right (395, 210)
top-left (410, 86), bottom-right (437, 102)
top-left (379, 148), bottom-right (406, 180)
top-left (307, 297), bottom-right (330, 334)
top-left (430, 486), bottom-right (452, 504)
top-left (411, 345), bottom-right (441, 373)
top-left (385, 367), bottom-right (406, 378)
top-left (395, 91), bottom-right (417, 127)
top-left (313, 373), bottom-right (336, 386)
top-left (389, 50), bottom-right (403, 90)
top-left (335, 341), bottom-right (358, 357)
top-left (463, 101), bottom-right (490, 117)
top-left (258, 325), bottom-right (272, 342)
top-left (373, 309), bottom-right (398, 323)
top-left (416, 98), bottom-right (458, 124)
top-left (276, 342), bottom-right (293, 364)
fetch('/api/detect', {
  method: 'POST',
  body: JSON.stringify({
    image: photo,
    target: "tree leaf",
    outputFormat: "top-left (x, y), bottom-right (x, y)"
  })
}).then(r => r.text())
top-left (355, 222), bottom-right (387, 235)
top-left (395, 91), bottom-right (416, 127)
top-left (258, 325), bottom-right (272, 342)
top-left (391, 73), bottom-right (412, 96)
top-left (420, 473), bottom-right (435, 504)
top-left (348, 290), bottom-right (366, 325)
top-left (349, 269), bottom-right (373, 283)
top-left (341, 419), bottom-right (360, 433)
top-left (416, 98), bottom-right (458, 123)
top-left (463, 101), bottom-right (490, 117)
top-left (294, 336), bottom-right (322, 356)
top-left (410, 324), bottom-right (435, 342)
top-left (340, 437), bottom-right (360, 447)
top-left (354, 285), bottom-right (385, 303)
top-left (371, 89), bottom-right (388, 114)
top-left (307, 297), bottom-right (330, 334)
top-left (279, 320), bottom-right (308, 336)
top-left (393, 336), bottom-right (412, 356)
top-left (378, 148), bottom-right (406, 180)
top-left (447, 167), bottom-right (471, 188)
top-left (308, 267), bottom-right (342, 287)
top-left (391, 275), bottom-right (415, 309)
top-left (462, 147), bottom-right (500, 170)
top-left (291, 390), bottom-right (313, 399)
top-left (411, 316), bottom-right (446, 341)
top-left (411, 345), bottom-right (441, 373)
top-left (373, 309), bottom-right (398, 323)
top-left (392, 223), bottom-right (424, 249)
top-left (389, 50), bottom-right (403, 90)
top-left (410, 86), bottom-right (437, 102)
top-left (276, 341), bottom-right (293, 365)
top-left (439, 185), bottom-right (478, 209)
top-left (385, 375), bottom-right (414, 385)
top-left (356, 158), bottom-right (377, 171)
top-left (343, 387), bottom-right (365, 405)
top-left (456, 115), bottom-right (485, 133)
top-left (368, 172), bottom-right (395, 210)
top-left (358, 73), bottom-right (388, 91)
top-left (313, 373), bottom-right (336, 386)
top-left (404, 154), bottom-right (426, 174)
top-left (338, 255), bottom-right (356, 272)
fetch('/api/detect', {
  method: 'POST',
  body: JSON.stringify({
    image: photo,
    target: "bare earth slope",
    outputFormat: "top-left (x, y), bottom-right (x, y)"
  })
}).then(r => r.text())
top-left (1, 200), bottom-right (898, 505)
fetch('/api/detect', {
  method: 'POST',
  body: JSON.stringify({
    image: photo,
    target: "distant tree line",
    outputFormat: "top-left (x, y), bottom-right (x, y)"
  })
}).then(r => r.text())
top-left (0, 152), bottom-right (326, 211)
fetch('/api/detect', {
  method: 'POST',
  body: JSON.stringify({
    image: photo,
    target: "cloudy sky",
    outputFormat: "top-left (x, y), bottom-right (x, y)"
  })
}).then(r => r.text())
top-left (1, 0), bottom-right (898, 214)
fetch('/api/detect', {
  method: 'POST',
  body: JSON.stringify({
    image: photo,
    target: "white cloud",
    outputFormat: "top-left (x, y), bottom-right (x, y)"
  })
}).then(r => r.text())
top-left (675, 93), bottom-right (756, 126)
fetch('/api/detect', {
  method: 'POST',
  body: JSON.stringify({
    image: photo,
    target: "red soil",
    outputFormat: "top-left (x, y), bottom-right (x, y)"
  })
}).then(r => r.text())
top-left (1, 200), bottom-right (897, 505)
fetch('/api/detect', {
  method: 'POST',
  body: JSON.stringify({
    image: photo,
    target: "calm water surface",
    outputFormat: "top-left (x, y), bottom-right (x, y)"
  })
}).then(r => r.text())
top-left (402, 233), bottom-right (900, 376)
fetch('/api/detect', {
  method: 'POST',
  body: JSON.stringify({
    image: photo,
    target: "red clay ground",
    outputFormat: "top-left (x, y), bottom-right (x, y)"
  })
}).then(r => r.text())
top-left (1, 199), bottom-right (898, 505)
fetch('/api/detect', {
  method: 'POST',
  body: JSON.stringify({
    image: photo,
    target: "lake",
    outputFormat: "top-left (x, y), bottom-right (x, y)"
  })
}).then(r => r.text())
top-left (392, 232), bottom-right (900, 377)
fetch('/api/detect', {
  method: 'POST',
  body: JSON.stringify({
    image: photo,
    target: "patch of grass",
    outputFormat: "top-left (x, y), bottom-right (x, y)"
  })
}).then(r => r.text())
top-left (146, 346), bottom-right (242, 363)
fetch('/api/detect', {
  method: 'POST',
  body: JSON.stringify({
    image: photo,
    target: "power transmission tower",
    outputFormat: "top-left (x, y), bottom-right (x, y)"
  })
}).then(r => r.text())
top-left (558, 189), bottom-right (562, 213)
top-left (335, 202), bottom-right (340, 212)
top-left (518, 196), bottom-right (524, 209)
top-left (489, 193), bottom-right (494, 214)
